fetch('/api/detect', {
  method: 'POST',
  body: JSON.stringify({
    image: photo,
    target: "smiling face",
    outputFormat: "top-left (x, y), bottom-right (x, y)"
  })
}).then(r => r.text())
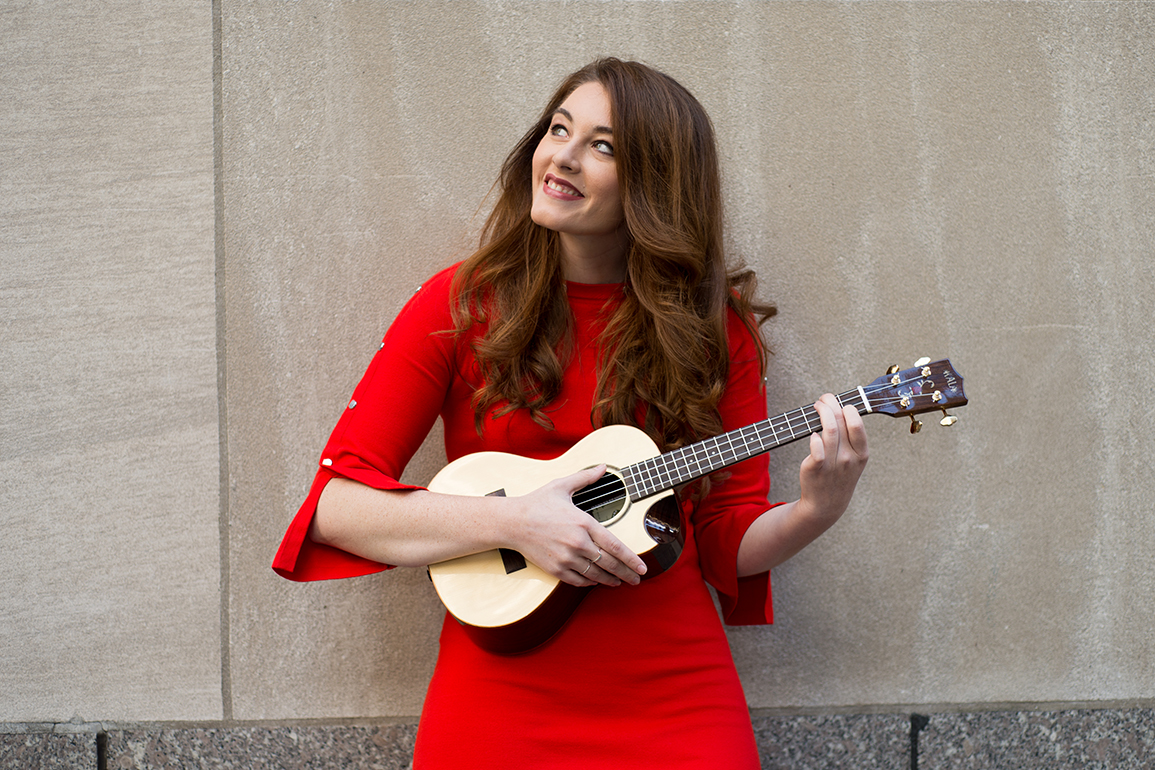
top-left (530, 81), bottom-right (628, 281)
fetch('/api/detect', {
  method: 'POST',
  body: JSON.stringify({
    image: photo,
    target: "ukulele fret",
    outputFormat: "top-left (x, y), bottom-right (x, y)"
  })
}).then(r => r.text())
top-left (623, 388), bottom-right (868, 501)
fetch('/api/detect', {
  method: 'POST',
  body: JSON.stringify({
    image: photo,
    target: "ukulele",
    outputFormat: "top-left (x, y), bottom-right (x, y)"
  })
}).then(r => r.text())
top-left (427, 358), bottom-right (967, 654)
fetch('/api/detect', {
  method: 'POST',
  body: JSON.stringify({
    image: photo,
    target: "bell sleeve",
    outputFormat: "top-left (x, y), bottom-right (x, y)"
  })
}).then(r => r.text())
top-left (272, 266), bottom-right (460, 582)
top-left (690, 310), bottom-right (779, 625)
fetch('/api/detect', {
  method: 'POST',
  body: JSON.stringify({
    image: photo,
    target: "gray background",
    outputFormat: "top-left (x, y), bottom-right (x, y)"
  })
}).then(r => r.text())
top-left (3, 0), bottom-right (1152, 737)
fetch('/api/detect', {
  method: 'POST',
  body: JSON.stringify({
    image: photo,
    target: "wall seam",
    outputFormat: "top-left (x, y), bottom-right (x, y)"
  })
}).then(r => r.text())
top-left (212, 0), bottom-right (233, 723)
top-left (746, 696), bottom-right (1155, 718)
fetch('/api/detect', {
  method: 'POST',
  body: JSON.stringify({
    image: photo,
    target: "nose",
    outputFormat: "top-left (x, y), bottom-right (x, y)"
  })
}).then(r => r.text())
top-left (553, 140), bottom-right (580, 173)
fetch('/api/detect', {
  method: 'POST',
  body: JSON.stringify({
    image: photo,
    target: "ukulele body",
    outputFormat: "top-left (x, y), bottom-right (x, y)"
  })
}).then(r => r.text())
top-left (427, 424), bottom-right (684, 654)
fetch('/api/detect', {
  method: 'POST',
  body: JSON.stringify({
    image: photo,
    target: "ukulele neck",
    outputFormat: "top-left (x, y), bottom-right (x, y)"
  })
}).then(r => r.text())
top-left (620, 388), bottom-right (870, 500)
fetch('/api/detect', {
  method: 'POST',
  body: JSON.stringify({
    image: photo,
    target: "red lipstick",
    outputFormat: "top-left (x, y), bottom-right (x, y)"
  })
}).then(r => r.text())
top-left (543, 173), bottom-right (583, 200)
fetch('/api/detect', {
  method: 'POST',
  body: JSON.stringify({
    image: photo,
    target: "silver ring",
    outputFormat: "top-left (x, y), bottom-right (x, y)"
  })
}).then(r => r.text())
top-left (582, 561), bottom-right (592, 575)
top-left (591, 550), bottom-right (603, 564)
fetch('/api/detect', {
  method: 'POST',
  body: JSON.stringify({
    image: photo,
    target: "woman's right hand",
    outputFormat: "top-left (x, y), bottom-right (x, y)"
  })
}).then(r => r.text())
top-left (312, 467), bottom-right (647, 588)
top-left (508, 464), bottom-right (647, 588)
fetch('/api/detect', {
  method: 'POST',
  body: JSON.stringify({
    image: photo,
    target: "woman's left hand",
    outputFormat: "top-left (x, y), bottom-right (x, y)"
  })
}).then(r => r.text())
top-left (735, 393), bottom-right (868, 576)
top-left (796, 393), bottom-right (869, 525)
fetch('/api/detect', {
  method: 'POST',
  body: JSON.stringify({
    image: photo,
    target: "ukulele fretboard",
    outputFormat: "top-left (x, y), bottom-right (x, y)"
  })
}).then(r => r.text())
top-left (620, 388), bottom-right (870, 500)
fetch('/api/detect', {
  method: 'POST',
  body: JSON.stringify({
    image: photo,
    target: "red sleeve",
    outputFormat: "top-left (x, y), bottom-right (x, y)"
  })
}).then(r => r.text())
top-left (691, 310), bottom-right (777, 625)
top-left (272, 266), bottom-right (460, 581)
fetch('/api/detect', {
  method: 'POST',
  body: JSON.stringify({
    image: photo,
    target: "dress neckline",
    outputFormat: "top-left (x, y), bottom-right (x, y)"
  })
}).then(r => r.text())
top-left (565, 280), bottom-right (624, 301)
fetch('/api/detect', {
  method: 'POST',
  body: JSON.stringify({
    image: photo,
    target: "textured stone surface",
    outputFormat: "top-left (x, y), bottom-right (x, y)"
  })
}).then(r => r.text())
top-left (919, 708), bottom-right (1155, 769)
top-left (105, 725), bottom-right (416, 770)
top-left (4, 709), bottom-right (1154, 768)
top-left (0, 0), bottom-right (220, 721)
top-left (752, 713), bottom-right (909, 769)
top-left (0, 733), bottom-right (97, 770)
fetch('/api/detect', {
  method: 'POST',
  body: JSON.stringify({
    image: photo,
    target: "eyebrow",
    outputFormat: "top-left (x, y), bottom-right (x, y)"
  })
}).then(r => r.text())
top-left (554, 107), bottom-right (613, 135)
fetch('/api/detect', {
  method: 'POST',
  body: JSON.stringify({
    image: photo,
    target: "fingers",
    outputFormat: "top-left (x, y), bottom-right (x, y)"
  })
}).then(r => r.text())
top-left (808, 395), bottom-right (840, 464)
top-left (568, 547), bottom-right (617, 587)
top-left (559, 463), bottom-right (610, 493)
top-left (531, 464), bottom-right (648, 588)
top-left (797, 394), bottom-right (869, 524)
top-left (811, 394), bottom-right (868, 465)
top-left (561, 527), bottom-right (647, 588)
top-left (578, 533), bottom-right (648, 587)
top-left (841, 402), bottom-right (868, 458)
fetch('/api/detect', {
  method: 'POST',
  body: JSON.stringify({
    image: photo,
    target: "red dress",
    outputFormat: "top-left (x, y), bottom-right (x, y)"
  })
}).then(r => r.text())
top-left (273, 265), bottom-right (776, 769)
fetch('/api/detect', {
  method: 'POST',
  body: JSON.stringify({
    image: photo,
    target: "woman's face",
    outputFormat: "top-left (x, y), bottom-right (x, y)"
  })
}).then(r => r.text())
top-left (530, 81), bottom-right (627, 272)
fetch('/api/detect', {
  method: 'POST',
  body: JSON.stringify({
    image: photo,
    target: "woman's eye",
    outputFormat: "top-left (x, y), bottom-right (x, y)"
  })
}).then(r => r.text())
top-left (593, 140), bottom-right (614, 156)
top-left (549, 123), bottom-right (569, 137)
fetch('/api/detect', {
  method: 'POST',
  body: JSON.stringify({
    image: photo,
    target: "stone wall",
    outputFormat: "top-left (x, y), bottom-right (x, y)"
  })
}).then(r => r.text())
top-left (4, 709), bottom-right (1154, 768)
top-left (3, 0), bottom-right (1153, 764)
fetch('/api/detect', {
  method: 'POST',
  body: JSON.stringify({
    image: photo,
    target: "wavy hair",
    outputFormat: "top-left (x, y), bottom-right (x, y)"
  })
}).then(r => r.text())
top-left (452, 58), bottom-right (775, 450)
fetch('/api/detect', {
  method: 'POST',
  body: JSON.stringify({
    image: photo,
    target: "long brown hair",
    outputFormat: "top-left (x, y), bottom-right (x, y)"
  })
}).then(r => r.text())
top-left (452, 58), bottom-right (775, 450)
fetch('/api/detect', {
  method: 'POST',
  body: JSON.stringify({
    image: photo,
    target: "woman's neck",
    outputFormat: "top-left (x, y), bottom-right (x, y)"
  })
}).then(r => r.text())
top-left (559, 231), bottom-right (628, 284)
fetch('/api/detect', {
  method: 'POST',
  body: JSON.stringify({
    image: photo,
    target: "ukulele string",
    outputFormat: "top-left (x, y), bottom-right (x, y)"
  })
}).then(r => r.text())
top-left (575, 371), bottom-right (946, 508)
top-left (752, 372), bottom-right (945, 442)
top-left (572, 475), bottom-right (628, 511)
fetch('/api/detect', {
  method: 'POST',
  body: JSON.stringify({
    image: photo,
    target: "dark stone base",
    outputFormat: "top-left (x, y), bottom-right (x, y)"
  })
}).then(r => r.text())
top-left (0, 732), bottom-right (98, 769)
top-left (752, 708), bottom-right (1155, 768)
top-left (105, 725), bottom-right (416, 770)
top-left (3, 708), bottom-right (1152, 768)
top-left (752, 713), bottom-right (909, 769)
top-left (918, 708), bottom-right (1155, 769)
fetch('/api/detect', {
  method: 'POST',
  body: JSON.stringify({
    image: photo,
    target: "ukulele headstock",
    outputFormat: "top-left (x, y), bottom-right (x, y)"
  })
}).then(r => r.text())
top-left (865, 358), bottom-right (967, 433)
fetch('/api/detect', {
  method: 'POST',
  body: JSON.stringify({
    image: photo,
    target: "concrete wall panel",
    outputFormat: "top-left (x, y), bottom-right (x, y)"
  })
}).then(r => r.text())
top-left (224, 1), bottom-right (1155, 720)
top-left (0, 1), bottom-right (219, 721)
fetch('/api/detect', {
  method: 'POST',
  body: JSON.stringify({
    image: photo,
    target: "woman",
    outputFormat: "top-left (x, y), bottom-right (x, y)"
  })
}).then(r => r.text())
top-left (273, 58), bottom-right (867, 768)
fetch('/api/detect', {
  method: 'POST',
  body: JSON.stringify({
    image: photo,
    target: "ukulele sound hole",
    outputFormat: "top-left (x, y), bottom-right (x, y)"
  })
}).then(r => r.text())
top-left (572, 470), bottom-right (628, 525)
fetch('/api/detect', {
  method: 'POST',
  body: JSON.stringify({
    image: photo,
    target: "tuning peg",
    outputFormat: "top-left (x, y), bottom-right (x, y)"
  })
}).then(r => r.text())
top-left (939, 409), bottom-right (958, 427)
top-left (914, 356), bottom-right (931, 367)
top-left (886, 364), bottom-right (900, 375)
top-left (909, 416), bottom-right (923, 434)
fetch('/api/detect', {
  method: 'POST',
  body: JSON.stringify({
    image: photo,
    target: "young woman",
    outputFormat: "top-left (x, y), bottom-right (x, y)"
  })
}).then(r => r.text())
top-left (273, 58), bottom-right (867, 769)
